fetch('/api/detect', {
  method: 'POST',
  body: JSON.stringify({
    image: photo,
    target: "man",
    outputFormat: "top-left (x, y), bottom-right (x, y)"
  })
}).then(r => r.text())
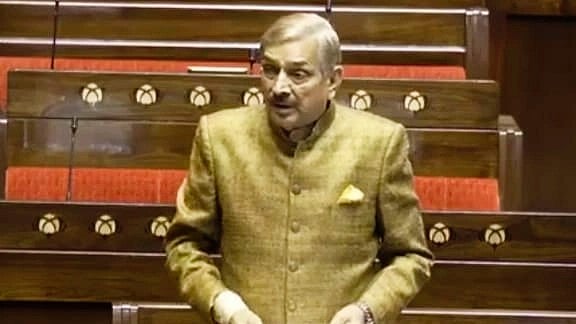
top-left (165, 13), bottom-right (433, 324)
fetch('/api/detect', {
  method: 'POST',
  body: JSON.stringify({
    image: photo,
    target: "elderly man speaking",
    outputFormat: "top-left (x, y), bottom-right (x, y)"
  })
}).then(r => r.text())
top-left (165, 13), bottom-right (433, 324)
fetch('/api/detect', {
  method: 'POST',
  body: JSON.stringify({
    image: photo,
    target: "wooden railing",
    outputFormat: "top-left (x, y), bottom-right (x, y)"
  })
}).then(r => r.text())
top-left (0, 202), bottom-right (575, 323)
top-left (1, 70), bottom-right (521, 209)
top-left (0, 1), bottom-right (490, 78)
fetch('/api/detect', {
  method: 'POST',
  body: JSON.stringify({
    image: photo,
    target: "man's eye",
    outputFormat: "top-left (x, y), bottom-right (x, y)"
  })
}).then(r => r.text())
top-left (290, 70), bottom-right (309, 80)
top-left (262, 65), bottom-right (278, 77)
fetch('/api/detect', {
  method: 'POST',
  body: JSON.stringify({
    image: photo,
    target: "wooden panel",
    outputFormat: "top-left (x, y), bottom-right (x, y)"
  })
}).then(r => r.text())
top-left (7, 119), bottom-right (73, 167)
top-left (7, 119), bottom-right (498, 177)
top-left (498, 115), bottom-right (523, 210)
top-left (50, 2), bottom-right (473, 65)
top-left (56, 3), bottom-right (324, 42)
top-left (338, 79), bottom-right (498, 128)
top-left (424, 211), bottom-right (576, 262)
top-left (465, 8), bottom-right (490, 78)
top-left (0, 1), bottom-right (56, 56)
top-left (0, 301), bottom-right (111, 324)
top-left (53, 44), bottom-right (256, 62)
top-left (340, 49), bottom-right (463, 66)
top-left (2, 202), bottom-right (576, 262)
top-left (0, 2), bottom-right (55, 38)
top-left (53, 3), bottom-right (320, 60)
top-left (88, 0), bottom-right (325, 3)
top-left (332, 0), bottom-right (484, 6)
top-left (498, 16), bottom-right (576, 212)
top-left (0, 117), bottom-right (6, 199)
top-left (486, 0), bottom-right (576, 15)
top-left (72, 120), bottom-right (195, 169)
top-left (408, 129), bottom-right (498, 178)
top-left (7, 70), bottom-right (261, 120)
top-left (52, 39), bottom-right (465, 66)
top-left (411, 261), bottom-right (576, 310)
top-left (137, 305), bottom-right (208, 324)
top-left (1, 250), bottom-right (575, 310)
top-left (331, 9), bottom-right (466, 46)
top-left (57, 3), bottom-right (464, 45)
top-left (136, 304), bottom-right (576, 324)
top-left (65, 0), bottom-right (483, 6)
top-left (8, 70), bottom-right (499, 128)
top-left (0, 251), bottom-right (181, 302)
top-left (400, 310), bottom-right (576, 323)
top-left (0, 201), bottom-right (173, 252)
top-left (6, 119), bottom-right (196, 169)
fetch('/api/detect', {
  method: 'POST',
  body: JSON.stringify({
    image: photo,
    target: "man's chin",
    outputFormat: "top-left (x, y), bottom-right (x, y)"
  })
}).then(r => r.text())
top-left (268, 109), bottom-right (298, 130)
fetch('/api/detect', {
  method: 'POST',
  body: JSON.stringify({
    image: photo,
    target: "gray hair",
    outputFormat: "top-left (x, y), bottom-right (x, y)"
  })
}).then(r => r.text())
top-left (259, 13), bottom-right (342, 75)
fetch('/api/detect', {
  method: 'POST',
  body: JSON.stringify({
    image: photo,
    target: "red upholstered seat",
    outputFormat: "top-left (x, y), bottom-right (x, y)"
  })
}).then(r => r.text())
top-left (343, 65), bottom-right (466, 80)
top-left (71, 168), bottom-right (159, 203)
top-left (5, 167), bottom-right (70, 201)
top-left (414, 176), bottom-right (448, 210)
top-left (158, 169), bottom-right (189, 204)
top-left (445, 177), bottom-right (500, 211)
top-left (52, 58), bottom-right (250, 73)
top-left (4, 167), bottom-right (500, 211)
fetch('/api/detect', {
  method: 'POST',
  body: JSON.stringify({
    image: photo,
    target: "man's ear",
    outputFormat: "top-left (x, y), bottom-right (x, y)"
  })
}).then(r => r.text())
top-left (328, 65), bottom-right (343, 100)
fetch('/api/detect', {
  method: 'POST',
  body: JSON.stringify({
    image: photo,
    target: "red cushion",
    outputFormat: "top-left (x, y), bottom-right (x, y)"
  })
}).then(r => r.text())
top-left (446, 177), bottom-right (500, 211)
top-left (343, 65), bottom-right (466, 80)
top-left (5, 166), bottom-right (69, 201)
top-left (414, 176), bottom-right (447, 210)
top-left (71, 168), bottom-right (158, 203)
top-left (5, 167), bottom-right (500, 210)
top-left (415, 176), bottom-right (500, 211)
top-left (158, 169), bottom-right (187, 204)
top-left (53, 58), bottom-right (251, 73)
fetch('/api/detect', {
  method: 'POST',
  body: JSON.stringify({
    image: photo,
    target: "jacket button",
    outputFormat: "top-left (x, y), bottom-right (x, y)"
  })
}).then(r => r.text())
top-left (288, 260), bottom-right (299, 272)
top-left (291, 184), bottom-right (302, 195)
top-left (290, 221), bottom-right (300, 233)
top-left (287, 299), bottom-right (297, 312)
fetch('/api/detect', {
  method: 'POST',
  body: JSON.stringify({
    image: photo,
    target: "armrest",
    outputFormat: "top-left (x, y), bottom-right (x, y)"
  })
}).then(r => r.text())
top-left (0, 115), bottom-right (6, 200)
top-left (498, 114), bottom-right (523, 210)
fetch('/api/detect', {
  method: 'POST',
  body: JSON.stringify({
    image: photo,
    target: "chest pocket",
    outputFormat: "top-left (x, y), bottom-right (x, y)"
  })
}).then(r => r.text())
top-left (330, 200), bottom-right (375, 237)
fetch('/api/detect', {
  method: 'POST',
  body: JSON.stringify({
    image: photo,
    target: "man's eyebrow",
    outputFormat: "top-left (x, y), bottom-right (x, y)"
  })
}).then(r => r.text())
top-left (261, 56), bottom-right (311, 67)
top-left (288, 61), bottom-right (311, 67)
top-left (261, 55), bottom-right (277, 63)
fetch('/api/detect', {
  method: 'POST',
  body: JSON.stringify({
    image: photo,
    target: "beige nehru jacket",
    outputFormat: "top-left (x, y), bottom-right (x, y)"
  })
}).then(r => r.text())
top-left (165, 103), bottom-right (434, 324)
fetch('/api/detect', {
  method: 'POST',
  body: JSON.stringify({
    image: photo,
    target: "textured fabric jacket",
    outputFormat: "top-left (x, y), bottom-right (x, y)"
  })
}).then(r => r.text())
top-left (165, 103), bottom-right (434, 324)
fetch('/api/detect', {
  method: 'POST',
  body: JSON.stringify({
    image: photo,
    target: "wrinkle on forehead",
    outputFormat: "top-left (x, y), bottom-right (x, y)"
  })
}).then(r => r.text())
top-left (261, 38), bottom-right (321, 69)
top-left (262, 55), bottom-right (312, 68)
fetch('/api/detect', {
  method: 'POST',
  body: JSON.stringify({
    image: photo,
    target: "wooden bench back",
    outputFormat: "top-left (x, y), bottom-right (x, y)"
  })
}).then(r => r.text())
top-left (6, 70), bottom-right (500, 179)
top-left (0, 201), bottom-right (574, 312)
top-left (0, 1), bottom-right (489, 77)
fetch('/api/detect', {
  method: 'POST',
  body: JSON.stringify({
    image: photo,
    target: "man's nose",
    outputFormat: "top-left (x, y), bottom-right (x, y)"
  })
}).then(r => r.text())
top-left (272, 71), bottom-right (291, 96)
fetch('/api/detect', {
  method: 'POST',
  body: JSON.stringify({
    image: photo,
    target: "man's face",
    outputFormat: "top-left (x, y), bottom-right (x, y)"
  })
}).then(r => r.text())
top-left (260, 37), bottom-right (339, 131)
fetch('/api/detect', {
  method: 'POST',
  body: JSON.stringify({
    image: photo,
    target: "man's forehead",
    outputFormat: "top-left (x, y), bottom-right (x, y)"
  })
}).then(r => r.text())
top-left (261, 38), bottom-right (320, 66)
top-left (262, 54), bottom-right (311, 66)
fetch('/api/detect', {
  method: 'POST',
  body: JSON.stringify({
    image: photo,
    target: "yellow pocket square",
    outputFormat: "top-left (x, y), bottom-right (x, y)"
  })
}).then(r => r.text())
top-left (337, 184), bottom-right (365, 204)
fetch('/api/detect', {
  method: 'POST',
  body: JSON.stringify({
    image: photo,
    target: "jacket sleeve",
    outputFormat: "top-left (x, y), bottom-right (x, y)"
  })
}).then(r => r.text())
top-left (164, 115), bottom-right (227, 319)
top-left (358, 124), bottom-right (434, 323)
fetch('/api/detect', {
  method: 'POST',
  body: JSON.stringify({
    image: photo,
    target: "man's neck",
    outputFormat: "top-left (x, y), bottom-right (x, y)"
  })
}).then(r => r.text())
top-left (282, 124), bottom-right (315, 143)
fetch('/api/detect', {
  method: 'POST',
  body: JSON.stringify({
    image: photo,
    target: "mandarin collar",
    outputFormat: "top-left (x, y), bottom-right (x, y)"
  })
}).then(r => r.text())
top-left (266, 101), bottom-right (336, 156)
